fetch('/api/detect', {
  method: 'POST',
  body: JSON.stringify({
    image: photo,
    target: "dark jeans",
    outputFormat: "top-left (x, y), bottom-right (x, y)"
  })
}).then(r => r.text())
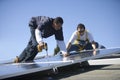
top-left (18, 27), bottom-right (38, 62)
top-left (68, 42), bottom-right (98, 52)
top-left (67, 42), bottom-right (99, 67)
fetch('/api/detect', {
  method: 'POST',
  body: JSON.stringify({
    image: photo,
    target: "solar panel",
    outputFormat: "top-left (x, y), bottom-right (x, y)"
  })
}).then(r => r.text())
top-left (0, 48), bottom-right (120, 79)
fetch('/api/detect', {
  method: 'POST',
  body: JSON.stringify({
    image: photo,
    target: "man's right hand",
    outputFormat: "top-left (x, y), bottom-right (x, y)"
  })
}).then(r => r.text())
top-left (39, 42), bottom-right (44, 48)
top-left (37, 42), bottom-right (45, 52)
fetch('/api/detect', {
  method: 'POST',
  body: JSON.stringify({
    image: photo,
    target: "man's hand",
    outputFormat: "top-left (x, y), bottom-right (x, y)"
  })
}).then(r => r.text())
top-left (37, 42), bottom-right (45, 52)
top-left (62, 52), bottom-right (69, 57)
top-left (63, 53), bottom-right (69, 57)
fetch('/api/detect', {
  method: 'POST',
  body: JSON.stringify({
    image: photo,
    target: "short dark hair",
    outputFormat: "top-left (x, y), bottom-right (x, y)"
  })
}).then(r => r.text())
top-left (54, 17), bottom-right (64, 24)
top-left (77, 23), bottom-right (85, 30)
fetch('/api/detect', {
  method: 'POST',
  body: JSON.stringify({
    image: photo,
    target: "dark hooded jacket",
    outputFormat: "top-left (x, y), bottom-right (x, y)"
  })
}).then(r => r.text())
top-left (29, 16), bottom-right (64, 41)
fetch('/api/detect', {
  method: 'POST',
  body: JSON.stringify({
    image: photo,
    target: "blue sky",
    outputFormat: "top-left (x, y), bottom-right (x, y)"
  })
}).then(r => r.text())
top-left (0, 0), bottom-right (120, 61)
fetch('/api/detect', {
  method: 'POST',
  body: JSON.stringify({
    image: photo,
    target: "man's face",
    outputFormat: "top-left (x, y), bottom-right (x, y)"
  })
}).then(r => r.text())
top-left (54, 23), bottom-right (62, 30)
top-left (78, 28), bottom-right (85, 36)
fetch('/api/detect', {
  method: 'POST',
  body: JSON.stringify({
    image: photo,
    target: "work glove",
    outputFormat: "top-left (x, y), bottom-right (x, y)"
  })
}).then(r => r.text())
top-left (37, 42), bottom-right (47, 52)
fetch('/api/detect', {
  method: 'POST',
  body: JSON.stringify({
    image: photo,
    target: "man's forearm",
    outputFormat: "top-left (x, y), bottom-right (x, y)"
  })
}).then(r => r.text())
top-left (35, 28), bottom-right (43, 43)
top-left (92, 42), bottom-right (96, 50)
top-left (66, 42), bottom-right (71, 51)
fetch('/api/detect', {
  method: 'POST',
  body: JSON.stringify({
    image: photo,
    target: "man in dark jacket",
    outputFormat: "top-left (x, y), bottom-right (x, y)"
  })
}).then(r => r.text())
top-left (14, 16), bottom-right (68, 63)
